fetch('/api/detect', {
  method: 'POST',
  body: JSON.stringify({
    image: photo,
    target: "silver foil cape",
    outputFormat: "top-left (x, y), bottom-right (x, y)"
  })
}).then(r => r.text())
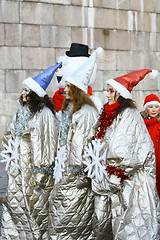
top-left (1, 106), bottom-right (58, 239)
top-left (85, 108), bottom-right (159, 240)
top-left (49, 104), bottom-right (98, 240)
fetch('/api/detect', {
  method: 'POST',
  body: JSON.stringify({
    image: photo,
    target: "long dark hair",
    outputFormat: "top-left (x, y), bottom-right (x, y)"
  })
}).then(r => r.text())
top-left (19, 91), bottom-right (56, 116)
top-left (62, 84), bottom-right (97, 114)
top-left (116, 96), bottom-right (137, 115)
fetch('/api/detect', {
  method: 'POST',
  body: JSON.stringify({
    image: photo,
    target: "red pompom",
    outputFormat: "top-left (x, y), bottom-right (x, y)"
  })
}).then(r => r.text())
top-left (106, 165), bottom-right (129, 182)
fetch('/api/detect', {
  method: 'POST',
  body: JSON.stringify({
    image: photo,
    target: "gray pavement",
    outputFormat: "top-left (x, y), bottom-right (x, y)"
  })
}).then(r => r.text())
top-left (0, 162), bottom-right (7, 200)
top-left (0, 205), bottom-right (2, 236)
top-left (0, 162), bottom-right (7, 237)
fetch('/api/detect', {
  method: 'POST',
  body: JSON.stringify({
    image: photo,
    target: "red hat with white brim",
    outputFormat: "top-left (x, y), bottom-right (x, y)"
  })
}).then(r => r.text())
top-left (106, 69), bottom-right (158, 99)
top-left (143, 94), bottom-right (160, 110)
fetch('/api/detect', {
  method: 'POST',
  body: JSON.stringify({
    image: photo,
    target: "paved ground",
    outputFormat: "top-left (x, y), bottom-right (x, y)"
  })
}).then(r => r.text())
top-left (0, 162), bottom-right (7, 237)
top-left (0, 205), bottom-right (2, 236)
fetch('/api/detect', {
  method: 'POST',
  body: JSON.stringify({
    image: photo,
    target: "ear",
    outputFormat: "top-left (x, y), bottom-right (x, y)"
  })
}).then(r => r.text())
top-left (115, 92), bottom-right (120, 101)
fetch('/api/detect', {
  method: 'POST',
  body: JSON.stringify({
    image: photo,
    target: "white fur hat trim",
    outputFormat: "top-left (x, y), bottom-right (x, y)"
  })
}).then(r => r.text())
top-left (106, 78), bottom-right (132, 99)
top-left (23, 77), bottom-right (46, 97)
top-left (143, 101), bottom-right (160, 110)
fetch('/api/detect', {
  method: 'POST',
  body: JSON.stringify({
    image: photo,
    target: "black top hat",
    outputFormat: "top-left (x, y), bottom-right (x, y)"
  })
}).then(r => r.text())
top-left (65, 43), bottom-right (90, 57)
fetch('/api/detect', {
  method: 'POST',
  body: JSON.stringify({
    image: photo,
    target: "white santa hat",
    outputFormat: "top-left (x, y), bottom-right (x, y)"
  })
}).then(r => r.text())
top-left (65, 47), bottom-right (103, 93)
top-left (106, 69), bottom-right (158, 99)
top-left (143, 94), bottom-right (160, 110)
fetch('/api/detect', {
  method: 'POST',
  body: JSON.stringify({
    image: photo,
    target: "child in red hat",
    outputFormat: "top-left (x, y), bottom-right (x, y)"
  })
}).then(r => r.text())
top-left (141, 94), bottom-right (160, 198)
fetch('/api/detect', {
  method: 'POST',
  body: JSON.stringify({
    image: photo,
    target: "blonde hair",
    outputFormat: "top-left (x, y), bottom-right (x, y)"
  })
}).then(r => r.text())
top-left (62, 84), bottom-right (97, 114)
top-left (140, 109), bottom-right (160, 123)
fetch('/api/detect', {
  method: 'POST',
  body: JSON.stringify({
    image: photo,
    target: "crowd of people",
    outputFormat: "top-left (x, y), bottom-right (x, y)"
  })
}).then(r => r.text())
top-left (0, 43), bottom-right (160, 240)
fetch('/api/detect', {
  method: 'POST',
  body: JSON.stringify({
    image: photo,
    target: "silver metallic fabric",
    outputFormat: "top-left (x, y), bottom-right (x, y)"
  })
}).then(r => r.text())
top-left (49, 104), bottom-right (98, 240)
top-left (1, 106), bottom-right (58, 240)
top-left (90, 108), bottom-right (159, 239)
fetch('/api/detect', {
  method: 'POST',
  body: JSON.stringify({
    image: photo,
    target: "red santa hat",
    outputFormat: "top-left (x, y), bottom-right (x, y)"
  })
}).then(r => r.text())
top-left (143, 94), bottom-right (160, 110)
top-left (106, 69), bottom-right (158, 99)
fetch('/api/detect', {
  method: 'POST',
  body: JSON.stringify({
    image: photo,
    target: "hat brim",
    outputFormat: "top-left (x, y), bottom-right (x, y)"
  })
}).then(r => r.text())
top-left (65, 51), bottom-right (90, 57)
top-left (143, 101), bottom-right (160, 110)
top-left (106, 79), bottom-right (132, 99)
top-left (65, 76), bottom-right (87, 93)
top-left (23, 77), bottom-right (46, 97)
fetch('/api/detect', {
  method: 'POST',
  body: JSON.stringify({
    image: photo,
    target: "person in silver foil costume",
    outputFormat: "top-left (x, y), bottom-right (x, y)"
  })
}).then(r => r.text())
top-left (83, 69), bottom-right (160, 240)
top-left (0, 62), bottom-right (62, 240)
top-left (49, 49), bottom-right (102, 240)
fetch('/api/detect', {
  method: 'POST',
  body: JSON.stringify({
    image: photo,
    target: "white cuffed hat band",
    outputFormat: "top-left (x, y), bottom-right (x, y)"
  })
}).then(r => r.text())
top-left (143, 101), bottom-right (160, 110)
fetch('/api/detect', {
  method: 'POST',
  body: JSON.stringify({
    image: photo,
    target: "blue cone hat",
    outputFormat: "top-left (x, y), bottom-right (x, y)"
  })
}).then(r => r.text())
top-left (23, 62), bottom-right (62, 97)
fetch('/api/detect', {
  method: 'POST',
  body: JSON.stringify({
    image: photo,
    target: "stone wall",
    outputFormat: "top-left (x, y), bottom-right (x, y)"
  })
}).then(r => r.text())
top-left (0, 0), bottom-right (160, 146)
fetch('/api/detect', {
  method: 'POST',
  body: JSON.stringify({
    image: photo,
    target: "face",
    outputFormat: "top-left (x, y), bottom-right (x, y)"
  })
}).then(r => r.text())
top-left (106, 84), bottom-right (120, 105)
top-left (21, 85), bottom-right (31, 102)
top-left (55, 55), bottom-right (89, 89)
top-left (64, 82), bottom-right (72, 100)
top-left (146, 104), bottom-right (160, 118)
